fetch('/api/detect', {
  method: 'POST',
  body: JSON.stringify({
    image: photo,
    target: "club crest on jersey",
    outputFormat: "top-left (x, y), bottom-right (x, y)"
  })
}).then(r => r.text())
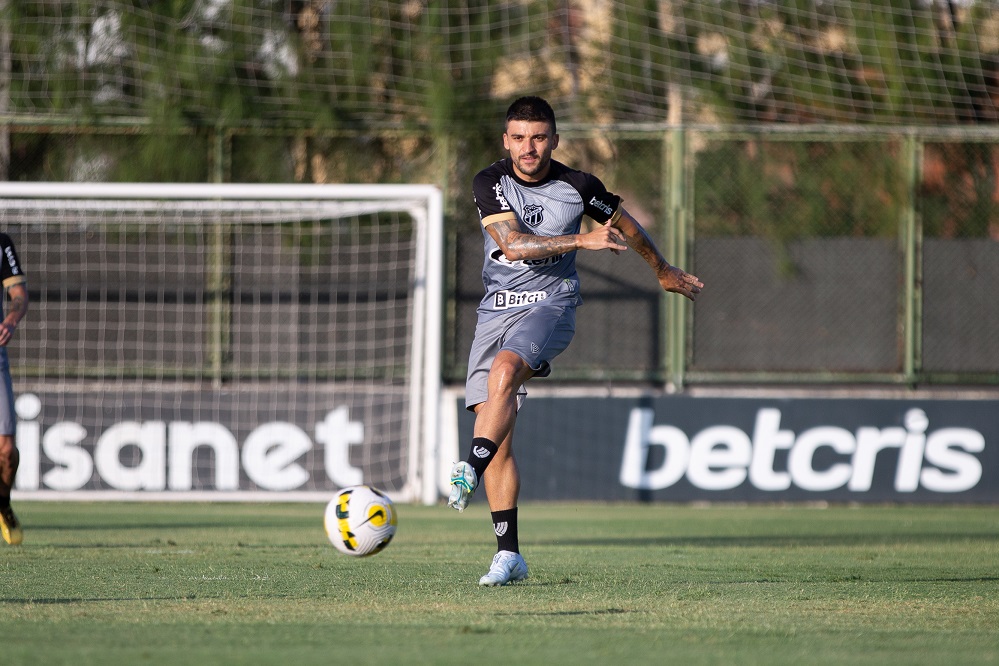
top-left (522, 203), bottom-right (544, 227)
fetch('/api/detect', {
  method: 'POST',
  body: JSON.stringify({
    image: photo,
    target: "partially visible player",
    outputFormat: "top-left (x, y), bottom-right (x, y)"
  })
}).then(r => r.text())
top-left (449, 96), bottom-right (702, 585)
top-left (0, 233), bottom-right (28, 546)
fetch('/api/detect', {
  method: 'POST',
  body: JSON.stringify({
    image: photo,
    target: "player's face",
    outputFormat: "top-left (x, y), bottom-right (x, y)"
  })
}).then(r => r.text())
top-left (503, 120), bottom-right (558, 182)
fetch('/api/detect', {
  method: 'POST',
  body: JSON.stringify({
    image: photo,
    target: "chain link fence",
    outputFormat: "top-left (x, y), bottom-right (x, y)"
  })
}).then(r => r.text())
top-left (5, 123), bottom-right (998, 387)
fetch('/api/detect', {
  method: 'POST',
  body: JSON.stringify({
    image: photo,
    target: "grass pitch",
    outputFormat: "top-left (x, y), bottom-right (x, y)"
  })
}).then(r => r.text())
top-left (2, 501), bottom-right (997, 665)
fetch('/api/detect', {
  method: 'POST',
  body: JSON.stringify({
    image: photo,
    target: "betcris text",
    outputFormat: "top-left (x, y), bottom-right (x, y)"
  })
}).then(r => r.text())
top-left (620, 406), bottom-right (984, 494)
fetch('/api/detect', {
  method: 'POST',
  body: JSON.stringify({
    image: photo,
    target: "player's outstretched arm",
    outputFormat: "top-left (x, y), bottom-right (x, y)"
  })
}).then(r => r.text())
top-left (610, 207), bottom-right (703, 301)
top-left (487, 217), bottom-right (627, 261)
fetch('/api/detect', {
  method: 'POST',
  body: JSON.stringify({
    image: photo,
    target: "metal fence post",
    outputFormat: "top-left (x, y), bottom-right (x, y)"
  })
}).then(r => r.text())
top-left (902, 133), bottom-right (923, 385)
top-left (665, 127), bottom-right (688, 390)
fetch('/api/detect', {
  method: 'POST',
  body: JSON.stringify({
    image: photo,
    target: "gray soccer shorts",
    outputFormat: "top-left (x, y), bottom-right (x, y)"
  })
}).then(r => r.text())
top-left (464, 304), bottom-right (576, 411)
top-left (0, 348), bottom-right (13, 435)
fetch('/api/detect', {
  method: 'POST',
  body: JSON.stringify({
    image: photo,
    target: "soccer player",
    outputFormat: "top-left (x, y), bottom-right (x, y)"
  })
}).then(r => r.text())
top-left (449, 96), bottom-right (702, 585)
top-left (0, 233), bottom-right (28, 546)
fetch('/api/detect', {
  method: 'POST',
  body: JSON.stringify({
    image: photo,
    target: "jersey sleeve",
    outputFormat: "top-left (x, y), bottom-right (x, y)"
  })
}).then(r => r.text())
top-left (472, 163), bottom-right (517, 228)
top-left (0, 234), bottom-right (26, 288)
top-left (573, 172), bottom-right (623, 225)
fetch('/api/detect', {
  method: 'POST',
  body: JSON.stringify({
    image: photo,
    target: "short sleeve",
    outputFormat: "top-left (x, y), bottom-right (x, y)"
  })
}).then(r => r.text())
top-left (472, 162), bottom-right (517, 227)
top-left (0, 234), bottom-right (26, 288)
top-left (574, 172), bottom-right (622, 224)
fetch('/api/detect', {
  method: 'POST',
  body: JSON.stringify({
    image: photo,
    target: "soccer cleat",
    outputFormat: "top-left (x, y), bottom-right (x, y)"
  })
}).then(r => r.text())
top-left (478, 550), bottom-right (528, 586)
top-left (446, 461), bottom-right (478, 512)
top-left (0, 504), bottom-right (22, 546)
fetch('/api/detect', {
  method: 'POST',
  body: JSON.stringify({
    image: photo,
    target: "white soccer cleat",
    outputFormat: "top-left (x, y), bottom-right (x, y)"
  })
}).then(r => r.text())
top-left (478, 550), bottom-right (528, 586)
top-left (446, 461), bottom-right (478, 512)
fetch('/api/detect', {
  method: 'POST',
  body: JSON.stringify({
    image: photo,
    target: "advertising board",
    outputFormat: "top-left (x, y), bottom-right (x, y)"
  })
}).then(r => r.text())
top-left (457, 395), bottom-right (997, 502)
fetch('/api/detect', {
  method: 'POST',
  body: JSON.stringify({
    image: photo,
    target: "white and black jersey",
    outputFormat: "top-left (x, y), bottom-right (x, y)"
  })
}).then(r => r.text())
top-left (0, 233), bottom-right (25, 317)
top-left (0, 234), bottom-right (24, 285)
top-left (0, 233), bottom-right (24, 435)
top-left (472, 157), bottom-right (621, 319)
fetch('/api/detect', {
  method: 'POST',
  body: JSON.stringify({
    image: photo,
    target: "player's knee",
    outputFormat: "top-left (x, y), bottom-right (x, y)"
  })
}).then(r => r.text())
top-left (489, 354), bottom-right (529, 396)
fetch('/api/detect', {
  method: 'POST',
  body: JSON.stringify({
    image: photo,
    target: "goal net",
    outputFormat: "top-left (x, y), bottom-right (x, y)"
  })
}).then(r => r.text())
top-left (0, 183), bottom-right (443, 503)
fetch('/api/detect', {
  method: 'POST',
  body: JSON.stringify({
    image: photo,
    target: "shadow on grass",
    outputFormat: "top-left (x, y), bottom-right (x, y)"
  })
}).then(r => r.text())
top-left (0, 594), bottom-right (287, 604)
top-left (498, 607), bottom-right (638, 617)
top-left (28, 521), bottom-right (314, 531)
top-left (545, 532), bottom-right (999, 548)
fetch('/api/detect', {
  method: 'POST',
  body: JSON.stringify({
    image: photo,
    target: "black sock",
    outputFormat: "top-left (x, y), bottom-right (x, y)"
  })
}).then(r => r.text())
top-left (491, 507), bottom-right (519, 553)
top-left (465, 436), bottom-right (498, 478)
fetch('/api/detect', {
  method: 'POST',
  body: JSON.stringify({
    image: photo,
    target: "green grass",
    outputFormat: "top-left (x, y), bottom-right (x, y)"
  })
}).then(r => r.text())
top-left (2, 502), bottom-right (998, 665)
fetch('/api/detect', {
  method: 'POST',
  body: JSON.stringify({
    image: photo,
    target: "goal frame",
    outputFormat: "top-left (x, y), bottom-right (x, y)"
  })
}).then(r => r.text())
top-left (0, 182), bottom-right (444, 505)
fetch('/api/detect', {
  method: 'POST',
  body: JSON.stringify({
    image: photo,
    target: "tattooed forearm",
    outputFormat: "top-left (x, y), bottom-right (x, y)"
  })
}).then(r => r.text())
top-left (504, 233), bottom-right (578, 260)
top-left (8, 294), bottom-right (27, 320)
top-left (625, 225), bottom-right (668, 270)
top-left (5, 285), bottom-right (29, 326)
top-left (488, 219), bottom-right (577, 261)
top-left (613, 210), bottom-right (669, 272)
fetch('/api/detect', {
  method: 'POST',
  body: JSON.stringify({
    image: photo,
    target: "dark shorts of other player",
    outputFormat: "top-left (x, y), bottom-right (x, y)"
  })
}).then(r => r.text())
top-left (0, 348), bottom-right (12, 434)
top-left (464, 304), bottom-right (576, 412)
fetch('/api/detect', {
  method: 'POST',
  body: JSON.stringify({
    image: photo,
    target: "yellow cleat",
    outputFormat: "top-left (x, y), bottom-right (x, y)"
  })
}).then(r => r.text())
top-left (0, 505), bottom-right (22, 545)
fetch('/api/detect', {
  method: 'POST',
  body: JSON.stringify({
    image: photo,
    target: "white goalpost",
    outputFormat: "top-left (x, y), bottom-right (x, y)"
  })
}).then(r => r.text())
top-left (0, 183), bottom-right (443, 504)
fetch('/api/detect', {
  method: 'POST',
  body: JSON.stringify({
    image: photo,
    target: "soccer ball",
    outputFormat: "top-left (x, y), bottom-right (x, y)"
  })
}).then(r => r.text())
top-left (324, 485), bottom-right (397, 557)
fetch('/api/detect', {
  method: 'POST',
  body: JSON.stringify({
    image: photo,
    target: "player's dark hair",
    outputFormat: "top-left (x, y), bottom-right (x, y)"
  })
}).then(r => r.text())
top-left (505, 96), bottom-right (557, 134)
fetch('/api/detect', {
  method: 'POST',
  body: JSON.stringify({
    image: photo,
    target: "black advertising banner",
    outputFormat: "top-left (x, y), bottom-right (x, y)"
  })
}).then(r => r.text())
top-left (457, 395), bottom-right (999, 503)
top-left (13, 388), bottom-right (409, 495)
top-left (13, 386), bottom-right (998, 503)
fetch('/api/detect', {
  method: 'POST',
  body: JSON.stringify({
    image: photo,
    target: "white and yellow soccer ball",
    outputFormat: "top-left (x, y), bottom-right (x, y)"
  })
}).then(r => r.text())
top-left (324, 485), bottom-right (398, 557)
